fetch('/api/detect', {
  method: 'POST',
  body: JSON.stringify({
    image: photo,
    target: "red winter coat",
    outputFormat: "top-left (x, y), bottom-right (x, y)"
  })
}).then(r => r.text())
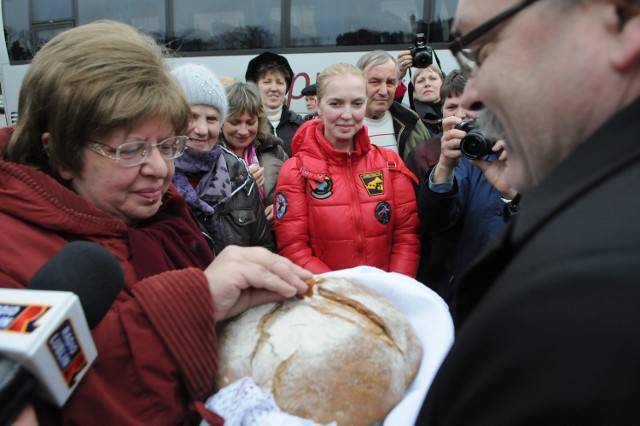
top-left (0, 127), bottom-right (223, 426)
top-left (274, 120), bottom-right (420, 277)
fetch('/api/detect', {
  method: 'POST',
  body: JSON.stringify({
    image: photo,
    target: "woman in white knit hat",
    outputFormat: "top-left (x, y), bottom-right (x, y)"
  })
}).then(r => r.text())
top-left (171, 63), bottom-right (274, 254)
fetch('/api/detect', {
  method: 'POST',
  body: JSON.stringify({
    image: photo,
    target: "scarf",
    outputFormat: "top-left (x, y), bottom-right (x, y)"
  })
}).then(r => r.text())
top-left (173, 146), bottom-right (233, 215)
top-left (413, 99), bottom-right (443, 123)
top-left (242, 143), bottom-right (265, 206)
top-left (266, 105), bottom-right (283, 133)
top-left (127, 189), bottom-right (214, 280)
top-left (173, 145), bottom-right (235, 243)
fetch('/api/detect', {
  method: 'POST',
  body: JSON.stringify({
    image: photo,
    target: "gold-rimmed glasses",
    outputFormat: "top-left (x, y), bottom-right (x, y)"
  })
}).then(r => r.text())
top-left (86, 136), bottom-right (188, 167)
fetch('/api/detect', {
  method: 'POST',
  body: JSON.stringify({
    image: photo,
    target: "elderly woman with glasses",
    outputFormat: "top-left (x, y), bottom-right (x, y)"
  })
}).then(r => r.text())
top-left (0, 20), bottom-right (310, 425)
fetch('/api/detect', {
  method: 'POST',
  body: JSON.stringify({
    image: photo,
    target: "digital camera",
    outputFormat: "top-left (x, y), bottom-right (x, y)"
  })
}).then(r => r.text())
top-left (409, 33), bottom-right (433, 68)
top-left (455, 119), bottom-right (496, 160)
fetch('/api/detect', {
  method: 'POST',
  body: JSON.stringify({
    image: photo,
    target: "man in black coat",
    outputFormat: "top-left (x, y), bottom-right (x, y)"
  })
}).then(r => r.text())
top-left (417, 0), bottom-right (640, 424)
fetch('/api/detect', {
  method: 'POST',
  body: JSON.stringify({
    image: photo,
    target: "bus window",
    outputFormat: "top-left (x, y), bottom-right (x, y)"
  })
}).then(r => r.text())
top-left (33, 24), bottom-right (73, 51)
top-left (290, 0), bottom-right (417, 47)
top-left (78, 0), bottom-right (166, 41)
top-left (2, 0), bottom-right (457, 64)
top-left (0, 0), bottom-right (460, 122)
top-left (3, 0), bottom-right (32, 61)
top-left (32, 0), bottom-right (72, 21)
top-left (172, 0), bottom-right (281, 51)
top-left (429, 0), bottom-right (458, 42)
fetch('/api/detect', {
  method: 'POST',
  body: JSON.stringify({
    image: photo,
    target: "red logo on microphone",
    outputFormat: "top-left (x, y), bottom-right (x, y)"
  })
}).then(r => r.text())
top-left (0, 303), bottom-right (51, 333)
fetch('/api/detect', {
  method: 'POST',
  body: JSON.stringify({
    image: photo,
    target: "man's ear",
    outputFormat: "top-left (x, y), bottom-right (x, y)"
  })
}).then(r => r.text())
top-left (611, 12), bottom-right (640, 70)
top-left (42, 132), bottom-right (73, 180)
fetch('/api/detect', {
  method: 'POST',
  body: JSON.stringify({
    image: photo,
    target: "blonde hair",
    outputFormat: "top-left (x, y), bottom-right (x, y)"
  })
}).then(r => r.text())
top-left (224, 81), bottom-right (271, 138)
top-left (8, 20), bottom-right (190, 175)
top-left (316, 63), bottom-right (367, 104)
top-left (411, 63), bottom-right (444, 86)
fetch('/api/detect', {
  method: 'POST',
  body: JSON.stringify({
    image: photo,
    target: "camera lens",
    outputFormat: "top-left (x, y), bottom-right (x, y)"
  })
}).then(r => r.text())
top-left (460, 131), bottom-right (495, 160)
top-left (409, 34), bottom-right (433, 69)
top-left (412, 51), bottom-right (432, 68)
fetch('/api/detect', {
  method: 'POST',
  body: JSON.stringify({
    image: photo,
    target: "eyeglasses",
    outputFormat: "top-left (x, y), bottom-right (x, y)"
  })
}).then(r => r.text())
top-left (86, 136), bottom-right (188, 167)
top-left (449, 0), bottom-right (541, 74)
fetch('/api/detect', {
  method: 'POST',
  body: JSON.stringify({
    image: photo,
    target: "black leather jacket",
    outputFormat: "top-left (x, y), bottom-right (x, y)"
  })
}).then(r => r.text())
top-left (174, 145), bottom-right (274, 255)
top-left (206, 147), bottom-right (274, 254)
top-left (270, 104), bottom-right (305, 157)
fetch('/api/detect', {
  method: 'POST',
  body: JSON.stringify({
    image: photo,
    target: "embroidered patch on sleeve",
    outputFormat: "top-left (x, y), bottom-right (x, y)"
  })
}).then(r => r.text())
top-left (359, 171), bottom-right (384, 196)
top-left (375, 201), bottom-right (392, 224)
top-left (275, 192), bottom-right (288, 220)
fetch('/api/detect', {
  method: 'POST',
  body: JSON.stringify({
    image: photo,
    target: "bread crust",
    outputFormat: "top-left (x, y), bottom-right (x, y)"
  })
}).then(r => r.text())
top-left (216, 277), bottom-right (423, 425)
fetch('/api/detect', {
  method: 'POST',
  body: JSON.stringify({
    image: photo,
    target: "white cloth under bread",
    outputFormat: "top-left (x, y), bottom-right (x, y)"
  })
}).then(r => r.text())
top-left (203, 266), bottom-right (454, 426)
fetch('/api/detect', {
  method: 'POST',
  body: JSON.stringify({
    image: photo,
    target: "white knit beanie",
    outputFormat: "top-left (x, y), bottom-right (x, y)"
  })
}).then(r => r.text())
top-left (171, 63), bottom-right (229, 120)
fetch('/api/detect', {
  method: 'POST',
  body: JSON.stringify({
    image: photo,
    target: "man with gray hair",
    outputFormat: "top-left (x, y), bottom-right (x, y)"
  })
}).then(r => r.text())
top-left (417, 0), bottom-right (640, 424)
top-left (356, 50), bottom-right (430, 160)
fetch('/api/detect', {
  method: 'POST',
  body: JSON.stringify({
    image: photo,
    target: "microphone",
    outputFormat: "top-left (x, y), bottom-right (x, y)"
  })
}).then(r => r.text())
top-left (0, 241), bottom-right (124, 424)
top-left (27, 241), bottom-right (124, 328)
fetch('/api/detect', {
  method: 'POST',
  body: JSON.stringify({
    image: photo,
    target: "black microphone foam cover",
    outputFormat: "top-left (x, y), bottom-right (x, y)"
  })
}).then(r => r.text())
top-left (27, 241), bottom-right (124, 329)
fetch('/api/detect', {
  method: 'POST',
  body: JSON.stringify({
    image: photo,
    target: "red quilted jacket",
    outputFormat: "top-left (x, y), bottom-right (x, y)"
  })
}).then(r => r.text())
top-left (0, 127), bottom-right (223, 426)
top-left (274, 120), bottom-right (421, 277)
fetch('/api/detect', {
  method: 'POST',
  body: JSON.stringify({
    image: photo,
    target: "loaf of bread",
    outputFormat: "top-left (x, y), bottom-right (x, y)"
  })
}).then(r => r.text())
top-left (215, 276), bottom-right (423, 426)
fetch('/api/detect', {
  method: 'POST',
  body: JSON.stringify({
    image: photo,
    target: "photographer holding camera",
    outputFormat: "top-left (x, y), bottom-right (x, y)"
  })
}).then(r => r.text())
top-left (396, 34), bottom-right (445, 138)
top-left (418, 70), bottom-right (517, 302)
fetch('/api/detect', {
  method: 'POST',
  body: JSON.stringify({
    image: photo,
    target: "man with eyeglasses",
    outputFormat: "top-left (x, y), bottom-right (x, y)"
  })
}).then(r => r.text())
top-left (416, 0), bottom-right (640, 424)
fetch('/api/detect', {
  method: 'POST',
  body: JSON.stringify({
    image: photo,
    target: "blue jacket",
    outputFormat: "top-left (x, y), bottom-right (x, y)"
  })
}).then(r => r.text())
top-left (418, 154), bottom-right (507, 297)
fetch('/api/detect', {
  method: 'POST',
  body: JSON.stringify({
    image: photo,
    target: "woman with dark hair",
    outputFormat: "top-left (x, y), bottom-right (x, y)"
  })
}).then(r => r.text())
top-left (245, 52), bottom-right (305, 156)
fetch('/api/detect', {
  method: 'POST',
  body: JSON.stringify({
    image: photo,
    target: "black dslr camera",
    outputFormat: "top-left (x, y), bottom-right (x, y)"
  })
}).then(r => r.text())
top-left (409, 33), bottom-right (433, 68)
top-left (455, 119), bottom-right (496, 160)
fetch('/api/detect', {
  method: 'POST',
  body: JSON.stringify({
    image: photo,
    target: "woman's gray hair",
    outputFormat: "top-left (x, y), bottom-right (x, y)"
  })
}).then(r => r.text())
top-left (356, 50), bottom-right (399, 78)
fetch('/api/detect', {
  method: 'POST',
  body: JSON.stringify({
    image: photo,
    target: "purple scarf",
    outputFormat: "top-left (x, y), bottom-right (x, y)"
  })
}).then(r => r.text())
top-left (173, 146), bottom-right (233, 216)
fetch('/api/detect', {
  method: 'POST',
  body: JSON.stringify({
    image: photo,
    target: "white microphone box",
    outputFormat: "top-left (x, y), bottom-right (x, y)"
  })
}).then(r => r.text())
top-left (0, 289), bottom-right (97, 406)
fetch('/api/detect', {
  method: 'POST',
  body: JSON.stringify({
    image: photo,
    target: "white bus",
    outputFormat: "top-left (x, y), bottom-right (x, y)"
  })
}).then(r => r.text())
top-left (0, 0), bottom-right (459, 125)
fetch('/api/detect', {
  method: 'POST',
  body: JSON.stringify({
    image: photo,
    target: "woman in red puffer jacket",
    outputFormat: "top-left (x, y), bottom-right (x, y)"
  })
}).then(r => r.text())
top-left (274, 63), bottom-right (420, 278)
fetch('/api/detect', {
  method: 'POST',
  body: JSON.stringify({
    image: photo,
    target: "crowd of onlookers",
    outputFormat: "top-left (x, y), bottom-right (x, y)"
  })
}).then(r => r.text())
top-left (168, 45), bottom-right (508, 305)
top-left (0, 20), bottom-right (460, 424)
top-left (0, 20), bottom-right (508, 422)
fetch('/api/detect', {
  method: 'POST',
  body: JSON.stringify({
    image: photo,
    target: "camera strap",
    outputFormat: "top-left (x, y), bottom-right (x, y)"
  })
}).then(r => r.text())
top-left (377, 146), bottom-right (418, 185)
top-left (433, 50), bottom-right (444, 77)
top-left (421, 117), bottom-right (443, 125)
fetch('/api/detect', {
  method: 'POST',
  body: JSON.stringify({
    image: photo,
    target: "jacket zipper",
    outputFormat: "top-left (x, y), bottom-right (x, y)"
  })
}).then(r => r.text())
top-left (345, 153), bottom-right (366, 261)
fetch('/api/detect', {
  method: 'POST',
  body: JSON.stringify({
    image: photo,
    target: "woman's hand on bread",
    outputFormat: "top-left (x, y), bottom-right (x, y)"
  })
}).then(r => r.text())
top-left (204, 245), bottom-right (312, 322)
